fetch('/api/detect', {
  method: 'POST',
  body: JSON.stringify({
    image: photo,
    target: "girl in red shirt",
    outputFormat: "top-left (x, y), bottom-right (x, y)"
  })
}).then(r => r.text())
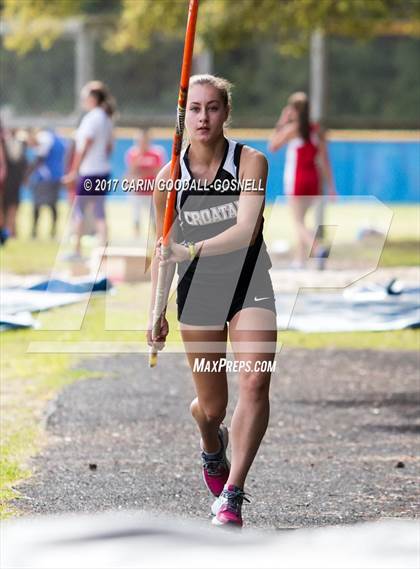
top-left (269, 92), bottom-right (336, 269)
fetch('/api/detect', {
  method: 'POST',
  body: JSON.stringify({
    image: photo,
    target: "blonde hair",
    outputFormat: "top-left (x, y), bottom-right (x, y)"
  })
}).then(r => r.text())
top-left (288, 91), bottom-right (308, 106)
top-left (189, 74), bottom-right (233, 125)
top-left (82, 80), bottom-right (116, 118)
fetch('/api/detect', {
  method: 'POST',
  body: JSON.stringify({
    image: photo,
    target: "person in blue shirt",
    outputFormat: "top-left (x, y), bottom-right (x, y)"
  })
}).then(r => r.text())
top-left (27, 128), bottom-right (66, 239)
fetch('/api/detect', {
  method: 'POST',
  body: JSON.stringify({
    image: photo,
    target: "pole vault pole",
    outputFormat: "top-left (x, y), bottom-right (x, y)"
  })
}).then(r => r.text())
top-left (149, 0), bottom-right (199, 367)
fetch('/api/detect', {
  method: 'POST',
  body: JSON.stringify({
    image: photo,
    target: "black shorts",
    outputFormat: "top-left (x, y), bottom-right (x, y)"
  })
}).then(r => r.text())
top-left (177, 266), bottom-right (276, 326)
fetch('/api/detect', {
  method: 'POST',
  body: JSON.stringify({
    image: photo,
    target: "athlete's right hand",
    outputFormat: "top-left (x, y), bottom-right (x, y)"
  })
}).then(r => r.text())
top-left (279, 105), bottom-right (293, 126)
top-left (147, 315), bottom-right (169, 351)
top-left (61, 170), bottom-right (77, 185)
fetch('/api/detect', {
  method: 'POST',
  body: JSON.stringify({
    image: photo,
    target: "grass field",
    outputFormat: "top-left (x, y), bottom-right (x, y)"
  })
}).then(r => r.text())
top-left (2, 201), bottom-right (419, 274)
top-left (1, 200), bottom-right (419, 517)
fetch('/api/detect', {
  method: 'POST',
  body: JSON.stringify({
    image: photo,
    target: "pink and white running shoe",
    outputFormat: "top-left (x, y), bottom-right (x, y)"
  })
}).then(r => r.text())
top-left (201, 425), bottom-right (230, 497)
top-left (211, 484), bottom-right (250, 528)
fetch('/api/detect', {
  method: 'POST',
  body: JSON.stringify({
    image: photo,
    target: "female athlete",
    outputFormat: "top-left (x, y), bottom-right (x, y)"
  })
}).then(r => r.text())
top-left (63, 81), bottom-right (115, 258)
top-left (269, 92), bottom-right (336, 269)
top-left (148, 74), bottom-right (277, 528)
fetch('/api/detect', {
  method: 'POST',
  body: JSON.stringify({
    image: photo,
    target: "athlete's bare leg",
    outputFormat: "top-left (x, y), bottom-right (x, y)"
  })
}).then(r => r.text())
top-left (74, 215), bottom-right (83, 256)
top-left (227, 307), bottom-right (277, 489)
top-left (289, 195), bottom-right (317, 264)
top-left (95, 218), bottom-right (107, 247)
top-left (181, 325), bottom-right (228, 454)
top-left (5, 204), bottom-right (17, 237)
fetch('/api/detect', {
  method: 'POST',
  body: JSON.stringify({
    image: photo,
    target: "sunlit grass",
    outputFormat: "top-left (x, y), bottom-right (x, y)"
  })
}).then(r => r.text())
top-left (2, 201), bottom-right (418, 275)
top-left (279, 329), bottom-right (419, 351)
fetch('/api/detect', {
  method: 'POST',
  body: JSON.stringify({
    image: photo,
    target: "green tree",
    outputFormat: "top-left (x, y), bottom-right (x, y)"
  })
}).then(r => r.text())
top-left (2, 0), bottom-right (419, 55)
top-left (2, 1), bottom-right (419, 127)
top-left (328, 36), bottom-right (420, 127)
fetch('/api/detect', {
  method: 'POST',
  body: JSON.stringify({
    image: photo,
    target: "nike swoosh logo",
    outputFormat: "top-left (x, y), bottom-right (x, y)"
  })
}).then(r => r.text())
top-left (254, 296), bottom-right (270, 302)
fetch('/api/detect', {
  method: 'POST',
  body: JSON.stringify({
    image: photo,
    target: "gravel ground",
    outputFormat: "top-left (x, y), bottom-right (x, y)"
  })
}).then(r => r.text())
top-left (14, 348), bottom-right (420, 529)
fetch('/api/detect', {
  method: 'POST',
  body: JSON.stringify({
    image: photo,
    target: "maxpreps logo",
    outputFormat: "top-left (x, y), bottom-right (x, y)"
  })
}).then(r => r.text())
top-left (183, 201), bottom-right (238, 226)
top-left (193, 358), bottom-right (276, 373)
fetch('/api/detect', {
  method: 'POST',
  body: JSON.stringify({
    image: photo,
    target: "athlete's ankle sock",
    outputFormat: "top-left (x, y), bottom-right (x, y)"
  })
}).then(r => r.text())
top-left (202, 442), bottom-right (223, 459)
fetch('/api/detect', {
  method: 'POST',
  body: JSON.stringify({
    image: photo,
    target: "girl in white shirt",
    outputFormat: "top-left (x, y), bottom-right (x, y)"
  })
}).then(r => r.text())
top-left (63, 81), bottom-right (115, 257)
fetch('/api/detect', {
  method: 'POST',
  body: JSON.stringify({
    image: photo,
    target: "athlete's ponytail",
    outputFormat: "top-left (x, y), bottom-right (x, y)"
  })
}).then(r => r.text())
top-left (288, 92), bottom-right (310, 141)
top-left (82, 80), bottom-right (117, 118)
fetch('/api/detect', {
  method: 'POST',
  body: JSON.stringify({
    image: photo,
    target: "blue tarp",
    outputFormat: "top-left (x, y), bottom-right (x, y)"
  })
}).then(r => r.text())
top-left (2, 277), bottom-right (418, 333)
top-left (276, 281), bottom-right (420, 332)
top-left (28, 278), bottom-right (109, 294)
top-left (1, 278), bottom-right (111, 331)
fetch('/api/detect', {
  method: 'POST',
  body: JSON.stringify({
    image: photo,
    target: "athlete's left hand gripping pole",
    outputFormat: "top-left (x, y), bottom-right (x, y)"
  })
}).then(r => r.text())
top-left (149, 0), bottom-right (199, 368)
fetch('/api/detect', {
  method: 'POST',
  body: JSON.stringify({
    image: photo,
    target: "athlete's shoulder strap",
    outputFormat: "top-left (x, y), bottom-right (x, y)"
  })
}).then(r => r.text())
top-left (233, 141), bottom-right (244, 179)
top-left (180, 144), bottom-right (191, 180)
top-left (223, 139), bottom-right (243, 179)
